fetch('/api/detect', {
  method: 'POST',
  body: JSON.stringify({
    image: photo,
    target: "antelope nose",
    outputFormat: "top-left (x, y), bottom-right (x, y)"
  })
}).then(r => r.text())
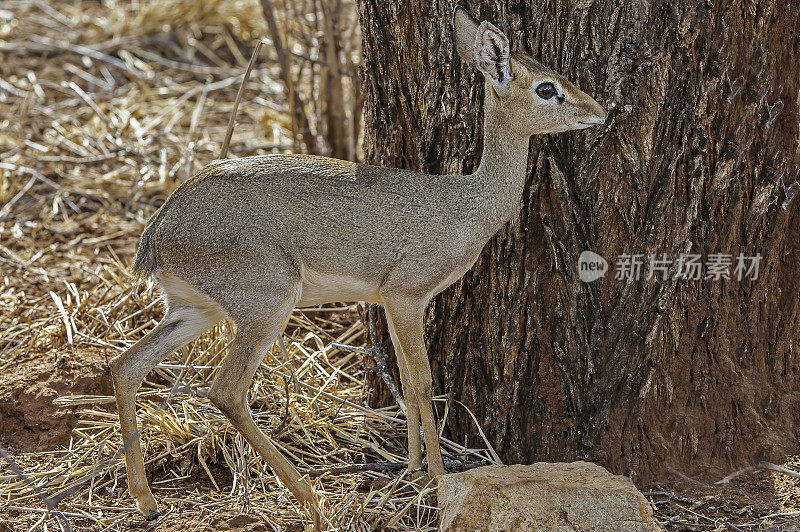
top-left (590, 99), bottom-right (607, 123)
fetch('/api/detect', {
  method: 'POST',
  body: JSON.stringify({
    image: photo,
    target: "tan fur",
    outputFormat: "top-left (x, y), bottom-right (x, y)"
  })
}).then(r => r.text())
top-left (112, 7), bottom-right (606, 523)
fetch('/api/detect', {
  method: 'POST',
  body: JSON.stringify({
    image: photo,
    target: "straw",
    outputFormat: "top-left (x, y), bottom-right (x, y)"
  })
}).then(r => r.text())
top-left (0, 1), bottom-right (492, 529)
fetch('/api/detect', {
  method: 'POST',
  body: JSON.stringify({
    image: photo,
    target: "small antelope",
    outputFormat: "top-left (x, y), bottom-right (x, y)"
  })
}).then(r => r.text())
top-left (110, 7), bottom-right (606, 520)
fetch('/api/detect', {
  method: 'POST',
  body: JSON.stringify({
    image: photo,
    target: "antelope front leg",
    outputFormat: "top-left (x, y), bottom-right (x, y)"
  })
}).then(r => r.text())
top-left (383, 297), bottom-right (446, 477)
top-left (386, 318), bottom-right (423, 471)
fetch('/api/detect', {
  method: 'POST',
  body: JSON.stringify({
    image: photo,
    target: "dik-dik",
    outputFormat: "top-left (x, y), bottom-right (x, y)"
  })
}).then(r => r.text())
top-left (110, 7), bottom-right (606, 519)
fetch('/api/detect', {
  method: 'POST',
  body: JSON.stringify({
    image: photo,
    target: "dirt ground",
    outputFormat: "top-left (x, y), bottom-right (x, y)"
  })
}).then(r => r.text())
top-left (0, 347), bottom-right (113, 452)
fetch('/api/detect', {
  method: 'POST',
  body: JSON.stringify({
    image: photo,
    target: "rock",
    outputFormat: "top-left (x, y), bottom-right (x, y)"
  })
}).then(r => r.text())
top-left (438, 462), bottom-right (661, 531)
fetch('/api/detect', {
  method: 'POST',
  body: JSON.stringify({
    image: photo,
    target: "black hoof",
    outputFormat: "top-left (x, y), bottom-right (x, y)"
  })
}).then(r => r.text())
top-left (144, 511), bottom-right (161, 521)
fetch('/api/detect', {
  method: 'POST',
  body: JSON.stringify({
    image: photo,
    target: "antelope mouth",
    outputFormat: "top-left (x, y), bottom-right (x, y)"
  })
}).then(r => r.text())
top-left (578, 117), bottom-right (606, 126)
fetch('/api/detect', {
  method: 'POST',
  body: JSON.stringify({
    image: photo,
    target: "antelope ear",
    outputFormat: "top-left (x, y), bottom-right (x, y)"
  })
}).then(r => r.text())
top-left (474, 20), bottom-right (512, 96)
top-left (453, 6), bottom-right (480, 63)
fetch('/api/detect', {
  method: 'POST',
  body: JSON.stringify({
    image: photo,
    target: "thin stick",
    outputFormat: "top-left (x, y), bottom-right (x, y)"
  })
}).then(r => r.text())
top-left (260, 0), bottom-right (298, 151)
top-left (715, 461), bottom-right (800, 485)
top-left (309, 457), bottom-right (492, 478)
top-left (0, 443), bottom-right (73, 532)
top-left (219, 39), bottom-right (264, 159)
top-left (309, 461), bottom-right (408, 478)
top-left (0, 175), bottom-right (36, 219)
top-left (332, 305), bottom-right (407, 413)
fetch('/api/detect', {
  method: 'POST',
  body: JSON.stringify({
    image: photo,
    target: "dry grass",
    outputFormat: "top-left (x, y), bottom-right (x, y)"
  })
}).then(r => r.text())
top-left (0, 1), bottom-right (491, 530)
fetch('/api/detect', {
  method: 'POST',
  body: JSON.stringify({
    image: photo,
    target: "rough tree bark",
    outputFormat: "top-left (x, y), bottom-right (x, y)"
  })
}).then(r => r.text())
top-left (357, 0), bottom-right (800, 484)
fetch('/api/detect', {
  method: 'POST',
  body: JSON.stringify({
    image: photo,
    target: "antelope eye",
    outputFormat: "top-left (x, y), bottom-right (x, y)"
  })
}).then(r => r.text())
top-left (536, 82), bottom-right (556, 100)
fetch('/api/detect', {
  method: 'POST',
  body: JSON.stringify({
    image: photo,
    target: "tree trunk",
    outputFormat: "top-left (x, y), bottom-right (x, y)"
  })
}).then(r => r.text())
top-left (357, 0), bottom-right (800, 484)
top-left (320, 0), bottom-right (351, 160)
